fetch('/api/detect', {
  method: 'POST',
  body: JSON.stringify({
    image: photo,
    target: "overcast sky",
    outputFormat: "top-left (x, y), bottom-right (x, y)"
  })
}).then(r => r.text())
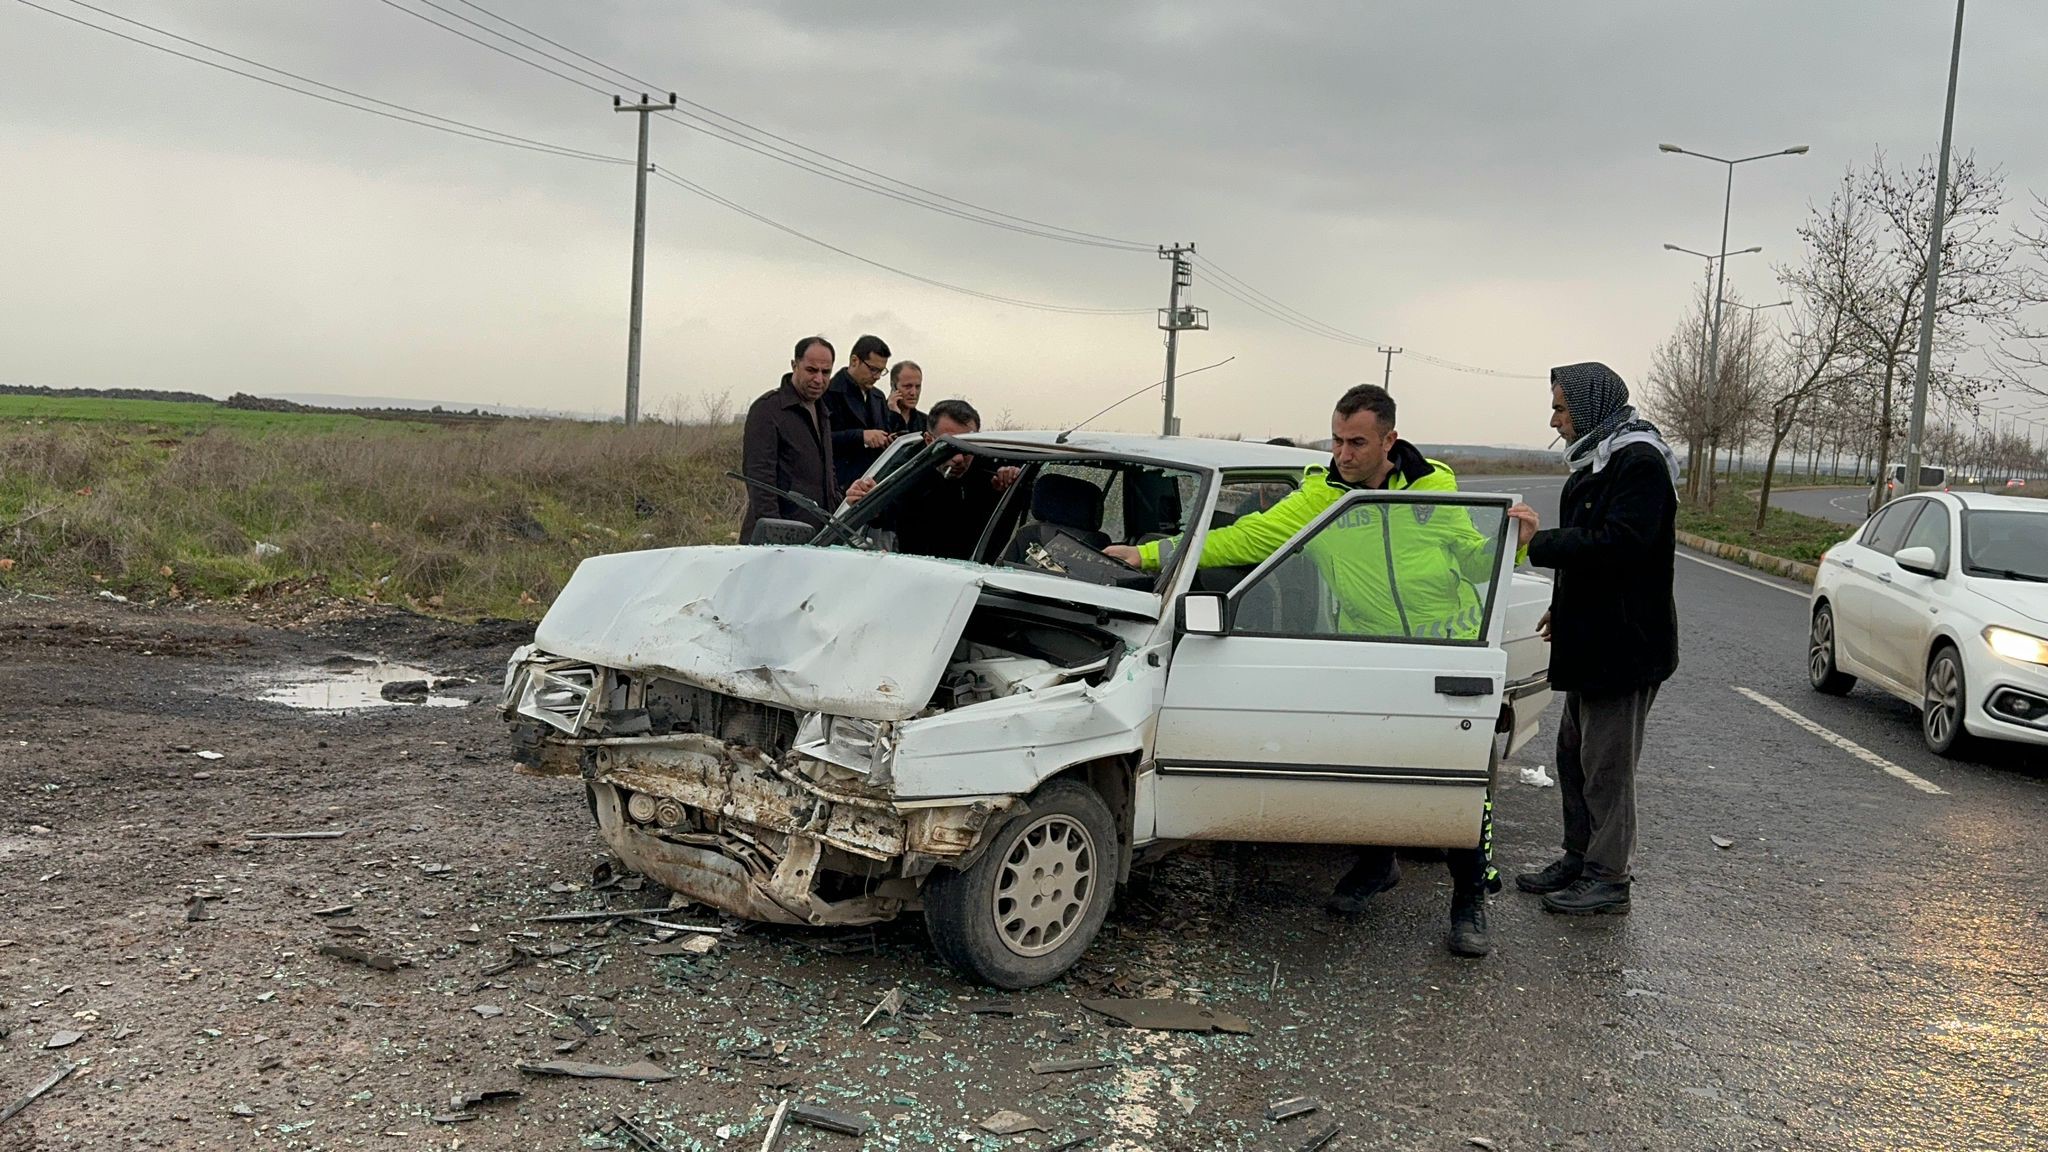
top-left (4, 1), bottom-right (2045, 445)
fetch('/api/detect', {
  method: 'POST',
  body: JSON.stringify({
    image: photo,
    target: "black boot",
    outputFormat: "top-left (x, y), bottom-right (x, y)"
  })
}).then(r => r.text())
top-left (1540, 876), bottom-right (1631, 916)
top-left (1324, 853), bottom-right (1400, 917)
top-left (1515, 855), bottom-right (1583, 895)
top-left (1447, 889), bottom-right (1490, 957)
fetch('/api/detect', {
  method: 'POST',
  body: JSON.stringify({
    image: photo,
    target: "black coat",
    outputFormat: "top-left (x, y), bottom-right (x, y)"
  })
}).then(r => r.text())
top-left (891, 457), bottom-right (1005, 561)
top-left (1526, 442), bottom-right (1678, 695)
top-left (822, 368), bottom-right (893, 491)
top-left (739, 375), bottom-right (837, 544)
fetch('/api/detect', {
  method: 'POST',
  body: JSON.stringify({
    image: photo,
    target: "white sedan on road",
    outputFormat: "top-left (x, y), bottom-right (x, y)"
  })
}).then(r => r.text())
top-left (1808, 491), bottom-right (2048, 756)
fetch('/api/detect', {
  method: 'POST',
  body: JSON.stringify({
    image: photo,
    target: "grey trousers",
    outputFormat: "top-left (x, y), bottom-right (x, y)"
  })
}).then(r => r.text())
top-left (1555, 686), bottom-right (1659, 883)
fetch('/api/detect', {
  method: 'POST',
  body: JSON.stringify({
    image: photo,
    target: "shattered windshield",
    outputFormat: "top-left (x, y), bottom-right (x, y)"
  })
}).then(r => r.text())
top-left (1961, 509), bottom-right (2048, 582)
top-left (831, 441), bottom-right (1203, 589)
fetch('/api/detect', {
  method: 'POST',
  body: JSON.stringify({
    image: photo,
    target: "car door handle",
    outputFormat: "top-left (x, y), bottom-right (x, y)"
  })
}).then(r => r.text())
top-left (1435, 676), bottom-right (1495, 698)
top-left (1841, 558), bottom-right (1856, 569)
top-left (1878, 572), bottom-right (1893, 584)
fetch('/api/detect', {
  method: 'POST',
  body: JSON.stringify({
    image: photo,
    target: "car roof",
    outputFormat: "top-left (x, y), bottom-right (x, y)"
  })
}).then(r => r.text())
top-left (956, 430), bottom-right (1329, 471)
top-left (1949, 491), bottom-right (2048, 513)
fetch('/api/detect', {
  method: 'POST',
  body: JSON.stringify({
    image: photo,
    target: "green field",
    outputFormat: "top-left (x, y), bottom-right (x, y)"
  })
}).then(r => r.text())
top-left (0, 415), bottom-right (743, 618)
top-left (1680, 479), bottom-right (1856, 566)
top-left (0, 394), bottom-right (414, 432)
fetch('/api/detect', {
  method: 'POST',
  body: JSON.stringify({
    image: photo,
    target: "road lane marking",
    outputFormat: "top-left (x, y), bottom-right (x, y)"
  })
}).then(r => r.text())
top-left (1678, 552), bottom-right (1806, 597)
top-left (1732, 686), bottom-right (1947, 795)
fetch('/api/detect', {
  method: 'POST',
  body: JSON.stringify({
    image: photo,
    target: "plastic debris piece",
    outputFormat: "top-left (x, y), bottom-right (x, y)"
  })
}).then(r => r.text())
top-left (1519, 765), bottom-right (1555, 788)
top-left (788, 1102), bottom-right (873, 1136)
top-left (861, 988), bottom-right (905, 1029)
top-left (0, 1063), bottom-right (77, 1125)
top-left (1468, 1139), bottom-right (1502, 1151)
top-left (515, 1059), bottom-right (674, 1083)
top-left (639, 935), bottom-right (717, 958)
top-left (44, 1031), bottom-right (85, 1050)
top-left (1029, 1058), bottom-right (1113, 1075)
top-left (451, 1088), bottom-right (522, 1111)
top-left (310, 904), bottom-right (355, 918)
top-left (963, 1001), bottom-right (1019, 1017)
top-left (430, 1112), bottom-right (477, 1125)
top-left (1711, 835), bottom-right (1735, 849)
top-left (757, 1101), bottom-right (790, 1151)
top-left (980, 1110), bottom-right (1046, 1136)
top-left (194, 750), bottom-right (224, 760)
top-left (604, 1113), bottom-right (675, 1152)
top-left (185, 895), bottom-right (214, 922)
top-left (1266, 1096), bottom-right (1321, 1122)
top-left (1081, 998), bottom-right (1251, 1034)
top-left (472, 1005), bottom-right (504, 1019)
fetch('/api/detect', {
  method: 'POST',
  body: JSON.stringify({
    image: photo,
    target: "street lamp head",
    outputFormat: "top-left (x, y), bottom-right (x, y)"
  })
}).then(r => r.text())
top-left (1783, 145), bottom-right (1810, 155)
top-left (1662, 243), bottom-right (1681, 251)
top-left (1658, 143), bottom-right (1685, 154)
top-left (1739, 246), bottom-right (1763, 255)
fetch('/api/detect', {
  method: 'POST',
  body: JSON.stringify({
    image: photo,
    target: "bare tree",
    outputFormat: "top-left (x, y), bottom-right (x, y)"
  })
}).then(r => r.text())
top-left (1838, 152), bottom-right (2024, 503)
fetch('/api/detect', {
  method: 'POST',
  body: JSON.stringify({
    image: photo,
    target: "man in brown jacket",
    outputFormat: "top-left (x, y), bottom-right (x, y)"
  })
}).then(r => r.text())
top-left (739, 336), bottom-right (839, 544)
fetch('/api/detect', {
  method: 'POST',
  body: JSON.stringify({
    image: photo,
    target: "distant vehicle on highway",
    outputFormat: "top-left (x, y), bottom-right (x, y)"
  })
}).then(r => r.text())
top-left (1808, 492), bottom-right (2048, 756)
top-left (1867, 463), bottom-right (1948, 514)
top-left (2006, 478), bottom-right (2027, 489)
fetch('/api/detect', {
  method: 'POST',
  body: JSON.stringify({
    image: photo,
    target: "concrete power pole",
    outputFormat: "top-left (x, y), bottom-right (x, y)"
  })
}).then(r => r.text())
top-left (1377, 346), bottom-right (1403, 389)
top-left (616, 93), bottom-right (678, 426)
top-left (1903, 0), bottom-right (1967, 496)
top-left (1156, 243), bottom-right (1206, 436)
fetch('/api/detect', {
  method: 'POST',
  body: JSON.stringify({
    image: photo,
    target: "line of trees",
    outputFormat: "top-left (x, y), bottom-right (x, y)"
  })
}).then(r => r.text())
top-left (1640, 150), bottom-right (2048, 526)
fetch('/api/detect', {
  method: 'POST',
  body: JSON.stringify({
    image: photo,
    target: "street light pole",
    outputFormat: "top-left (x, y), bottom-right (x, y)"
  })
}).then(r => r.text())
top-left (1664, 242), bottom-right (1763, 495)
top-left (1903, 0), bottom-right (1968, 496)
top-left (1660, 143), bottom-right (1808, 502)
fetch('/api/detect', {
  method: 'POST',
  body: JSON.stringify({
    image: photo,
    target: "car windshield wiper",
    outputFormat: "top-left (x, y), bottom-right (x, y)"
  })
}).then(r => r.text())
top-left (1965, 565), bottom-right (2048, 583)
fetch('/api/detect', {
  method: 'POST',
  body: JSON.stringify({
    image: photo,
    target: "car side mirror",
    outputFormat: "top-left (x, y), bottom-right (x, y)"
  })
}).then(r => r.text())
top-left (1179, 591), bottom-right (1230, 636)
top-left (1895, 545), bottom-right (1943, 578)
top-left (748, 518), bottom-right (816, 546)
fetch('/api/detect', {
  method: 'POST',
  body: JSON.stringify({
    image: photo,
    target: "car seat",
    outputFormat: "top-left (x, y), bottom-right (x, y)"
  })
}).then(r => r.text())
top-left (1003, 472), bottom-right (1112, 562)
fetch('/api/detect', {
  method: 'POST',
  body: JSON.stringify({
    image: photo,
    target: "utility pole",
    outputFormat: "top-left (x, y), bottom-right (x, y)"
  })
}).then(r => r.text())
top-left (1156, 243), bottom-right (1206, 436)
top-left (616, 92), bottom-right (678, 426)
top-left (1377, 346), bottom-right (1403, 389)
top-left (1903, 0), bottom-right (1967, 495)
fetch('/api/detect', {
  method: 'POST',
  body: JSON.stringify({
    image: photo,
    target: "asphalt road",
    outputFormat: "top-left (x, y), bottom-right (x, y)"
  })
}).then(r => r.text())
top-left (1768, 485), bottom-right (1872, 526)
top-left (1454, 473), bottom-right (2047, 1151)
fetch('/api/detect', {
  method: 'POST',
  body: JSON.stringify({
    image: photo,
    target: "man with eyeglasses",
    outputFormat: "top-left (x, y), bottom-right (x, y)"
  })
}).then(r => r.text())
top-left (824, 334), bottom-right (899, 492)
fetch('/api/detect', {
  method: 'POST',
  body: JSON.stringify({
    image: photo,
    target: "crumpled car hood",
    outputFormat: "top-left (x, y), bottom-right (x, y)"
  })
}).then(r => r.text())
top-left (533, 545), bottom-right (1147, 722)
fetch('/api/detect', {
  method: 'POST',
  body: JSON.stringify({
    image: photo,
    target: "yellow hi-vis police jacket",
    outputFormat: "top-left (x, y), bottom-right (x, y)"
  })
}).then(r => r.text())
top-left (1134, 447), bottom-right (1499, 640)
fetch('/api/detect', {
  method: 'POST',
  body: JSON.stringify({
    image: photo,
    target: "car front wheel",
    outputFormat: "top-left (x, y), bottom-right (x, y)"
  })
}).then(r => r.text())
top-left (1808, 602), bottom-right (1856, 696)
top-left (924, 778), bottom-right (1117, 989)
top-left (1922, 645), bottom-right (1975, 758)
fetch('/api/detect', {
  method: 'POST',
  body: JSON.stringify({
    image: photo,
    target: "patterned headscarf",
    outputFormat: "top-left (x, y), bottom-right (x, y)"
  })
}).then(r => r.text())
top-left (1553, 362), bottom-right (1680, 480)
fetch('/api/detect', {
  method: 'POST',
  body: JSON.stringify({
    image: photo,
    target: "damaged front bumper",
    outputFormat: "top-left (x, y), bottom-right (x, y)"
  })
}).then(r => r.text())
top-left (565, 733), bottom-right (1017, 927)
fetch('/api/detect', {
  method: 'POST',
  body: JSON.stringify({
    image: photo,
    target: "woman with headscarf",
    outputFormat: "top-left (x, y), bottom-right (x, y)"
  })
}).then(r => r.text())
top-left (1505, 362), bottom-right (1678, 917)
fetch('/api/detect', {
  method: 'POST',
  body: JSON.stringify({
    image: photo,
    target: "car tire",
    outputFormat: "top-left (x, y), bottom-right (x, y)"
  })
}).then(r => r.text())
top-left (1922, 645), bottom-right (1975, 759)
top-left (1808, 602), bottom-right (1856, 696)
top-left (924, 778), bottom-right (1117, 990)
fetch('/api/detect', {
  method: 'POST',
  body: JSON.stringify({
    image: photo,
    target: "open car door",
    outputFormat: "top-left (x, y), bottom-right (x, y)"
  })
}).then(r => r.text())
top-left (1148, 490), bottom-right (1516, 849)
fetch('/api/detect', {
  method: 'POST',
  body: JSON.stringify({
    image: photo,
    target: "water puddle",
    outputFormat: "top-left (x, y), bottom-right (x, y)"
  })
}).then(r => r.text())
top-left (255, 657), bottom-right (474, 712)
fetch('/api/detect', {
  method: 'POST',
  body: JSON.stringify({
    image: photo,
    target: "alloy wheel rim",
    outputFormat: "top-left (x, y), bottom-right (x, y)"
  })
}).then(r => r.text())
top-left (992, 814), bottom-right (1096, 958)
top-left (1926, 657), bottom-right (1960, 745)
top-left (1809, 610), bottom-right (1834, 684)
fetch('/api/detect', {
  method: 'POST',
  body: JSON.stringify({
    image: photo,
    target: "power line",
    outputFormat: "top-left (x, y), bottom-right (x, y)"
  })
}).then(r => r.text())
top-left (430, 0), bottom-right (1152, 251)
top-left (651, 169), bottom-right (1149, 316)
top-left (1195, 253), bottom-right (1546, 380)
top-left (371, 0), bottom-right (610, 96)
top-left (18, 0), bottom-right (628, 164)
top-left (40, 0), bottom-right (626, 164)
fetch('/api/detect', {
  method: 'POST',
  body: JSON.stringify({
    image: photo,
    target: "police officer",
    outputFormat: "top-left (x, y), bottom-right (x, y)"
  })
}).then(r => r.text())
top-left (1106, 383), bottom-right (1502, 957)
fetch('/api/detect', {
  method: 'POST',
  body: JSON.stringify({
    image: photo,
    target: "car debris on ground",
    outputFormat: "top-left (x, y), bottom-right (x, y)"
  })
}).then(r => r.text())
top-left (0, 1063), bottom-right (77, 1125)
top-left (1081, 997), bottom-right (1252, 1034)
top-left (514, 1058), bottom-right (676, 1083)
top-left (1266, 1096), bottom-right (1322, 1122)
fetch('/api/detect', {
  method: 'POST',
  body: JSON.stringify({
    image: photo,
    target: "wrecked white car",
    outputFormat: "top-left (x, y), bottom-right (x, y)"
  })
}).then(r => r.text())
top-left (505, 433), bottom-right (1551, 988)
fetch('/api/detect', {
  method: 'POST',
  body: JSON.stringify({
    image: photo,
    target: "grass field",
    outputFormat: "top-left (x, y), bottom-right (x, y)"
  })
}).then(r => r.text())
top-left (0, 416), bottom-right (743, 617)
top-left (0, 394), bottom-right (415, 432)
top-left (1680, 478), bottom-right (1855, 566)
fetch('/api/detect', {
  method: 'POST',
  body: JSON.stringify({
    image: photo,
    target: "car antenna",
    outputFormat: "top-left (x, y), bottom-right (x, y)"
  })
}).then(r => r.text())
top-left (1055, 356), bottom-right (1235, 444)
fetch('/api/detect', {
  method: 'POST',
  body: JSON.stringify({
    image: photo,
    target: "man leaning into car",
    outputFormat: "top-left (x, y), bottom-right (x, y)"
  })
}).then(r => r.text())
top-left (1105, 383), bottom-right (1505, 958)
